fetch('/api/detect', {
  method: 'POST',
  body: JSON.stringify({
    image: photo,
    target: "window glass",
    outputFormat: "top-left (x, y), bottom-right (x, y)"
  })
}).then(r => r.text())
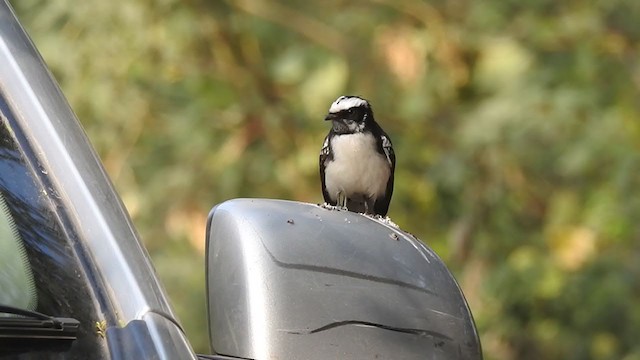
top-left (0, 192), bottom-right (36, 311)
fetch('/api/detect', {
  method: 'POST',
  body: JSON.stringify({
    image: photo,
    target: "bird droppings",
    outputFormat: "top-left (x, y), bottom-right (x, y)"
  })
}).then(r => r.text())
top-left (389, 233), bottom-right (399, 241)
top-left (316, 203), bottom-right (415, 237)
top-left (362, 213), bottom-right (400, 229)
top-left (287, 219), bottom-right (295, 225)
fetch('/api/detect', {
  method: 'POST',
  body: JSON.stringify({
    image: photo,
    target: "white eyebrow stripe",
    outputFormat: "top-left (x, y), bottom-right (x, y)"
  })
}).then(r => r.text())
top-left (329, 96), bottom-right (369, 113)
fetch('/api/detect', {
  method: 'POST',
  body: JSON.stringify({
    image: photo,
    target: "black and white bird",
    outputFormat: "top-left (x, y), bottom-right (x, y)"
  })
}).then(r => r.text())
top-left (319, 95), bottom-right (395, 216)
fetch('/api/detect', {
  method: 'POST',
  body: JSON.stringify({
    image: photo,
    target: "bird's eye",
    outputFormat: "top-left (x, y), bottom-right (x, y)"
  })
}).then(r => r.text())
top-left (347, 109), bottom-right (354, 114)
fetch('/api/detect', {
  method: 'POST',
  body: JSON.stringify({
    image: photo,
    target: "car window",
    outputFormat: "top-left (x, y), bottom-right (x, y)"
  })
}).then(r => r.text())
top-left (0, 192), bottom-right (37, 311)
top-left (0, 98), bottom-right (108, 358)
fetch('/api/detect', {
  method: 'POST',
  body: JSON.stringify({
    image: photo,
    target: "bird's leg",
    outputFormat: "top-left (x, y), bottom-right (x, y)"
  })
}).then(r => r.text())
top-left (364, 197), bottom-right (376, 215)
top-left (337, 191), bottom-right (348, 210)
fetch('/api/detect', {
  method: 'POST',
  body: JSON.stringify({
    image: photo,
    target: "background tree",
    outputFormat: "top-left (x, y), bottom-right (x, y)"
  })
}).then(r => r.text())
top-left (13, 0), bottom-right (640, 358)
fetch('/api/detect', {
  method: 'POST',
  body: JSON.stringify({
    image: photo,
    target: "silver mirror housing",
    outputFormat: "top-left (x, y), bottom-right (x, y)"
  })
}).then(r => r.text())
top-left (206, 199), bottom-right (482, 359)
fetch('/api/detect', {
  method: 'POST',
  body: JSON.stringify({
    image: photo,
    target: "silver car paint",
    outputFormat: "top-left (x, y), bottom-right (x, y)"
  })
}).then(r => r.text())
top-left (207, 199), bottom-right (482, 359)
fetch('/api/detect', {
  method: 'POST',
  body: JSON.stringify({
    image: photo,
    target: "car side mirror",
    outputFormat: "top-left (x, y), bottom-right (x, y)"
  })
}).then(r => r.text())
top-left (205, 199), bottom-right (482, 359)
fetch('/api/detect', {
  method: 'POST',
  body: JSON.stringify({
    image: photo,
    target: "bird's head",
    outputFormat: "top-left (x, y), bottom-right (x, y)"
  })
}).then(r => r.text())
top-left (324, 95), bottom-right (374, 134)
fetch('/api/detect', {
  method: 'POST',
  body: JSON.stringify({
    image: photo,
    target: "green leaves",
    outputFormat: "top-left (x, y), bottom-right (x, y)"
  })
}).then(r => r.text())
top-left (13, 0), bottom-right (640, 357)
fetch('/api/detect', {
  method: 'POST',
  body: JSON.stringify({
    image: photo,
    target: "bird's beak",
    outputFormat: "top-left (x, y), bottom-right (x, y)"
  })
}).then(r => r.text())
top-left (324, 113), bottom-right (338, 121)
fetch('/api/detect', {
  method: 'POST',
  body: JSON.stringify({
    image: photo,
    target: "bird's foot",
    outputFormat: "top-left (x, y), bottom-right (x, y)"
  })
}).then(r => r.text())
top-left (331, 191), bottom-right (349, 211)
top-left (320, 202), bottom-right (346, 211)
top-left (337, 191), bottom-right (348, 208)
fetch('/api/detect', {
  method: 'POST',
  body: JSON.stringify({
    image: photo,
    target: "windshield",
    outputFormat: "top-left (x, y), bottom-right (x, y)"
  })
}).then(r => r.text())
top-left (0, 98), bottom-right (108, 358)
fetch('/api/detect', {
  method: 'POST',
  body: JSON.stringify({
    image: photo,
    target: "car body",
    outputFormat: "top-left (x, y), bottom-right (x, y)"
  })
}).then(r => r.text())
top-left (0, 1), bottom-right (197, 358)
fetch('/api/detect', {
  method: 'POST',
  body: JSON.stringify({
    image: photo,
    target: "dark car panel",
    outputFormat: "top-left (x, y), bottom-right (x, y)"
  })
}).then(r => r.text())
top-left (0, 1), bottom-right (197, 358)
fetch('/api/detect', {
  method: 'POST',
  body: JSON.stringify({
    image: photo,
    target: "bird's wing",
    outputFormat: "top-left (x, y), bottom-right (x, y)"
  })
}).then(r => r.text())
top-left (375, 134), bottom-right (395, 216)
top-left (381, 134), bottom-right (395, 169)
top-left (319, 135), bottom-right (333, 204)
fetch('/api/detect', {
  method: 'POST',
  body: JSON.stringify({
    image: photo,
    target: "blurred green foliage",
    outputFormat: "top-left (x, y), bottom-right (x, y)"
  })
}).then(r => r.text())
top-left (12, 0), bottom-right (640, 358)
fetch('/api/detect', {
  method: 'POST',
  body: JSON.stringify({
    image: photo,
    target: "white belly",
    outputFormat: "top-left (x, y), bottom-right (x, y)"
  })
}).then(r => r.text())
top-left (324, 133), bottom-right (390, 201)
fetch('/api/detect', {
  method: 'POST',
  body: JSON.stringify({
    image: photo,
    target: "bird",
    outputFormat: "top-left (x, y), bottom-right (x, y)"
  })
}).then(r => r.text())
top-left (319, 95), bottom-right (395, 216)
